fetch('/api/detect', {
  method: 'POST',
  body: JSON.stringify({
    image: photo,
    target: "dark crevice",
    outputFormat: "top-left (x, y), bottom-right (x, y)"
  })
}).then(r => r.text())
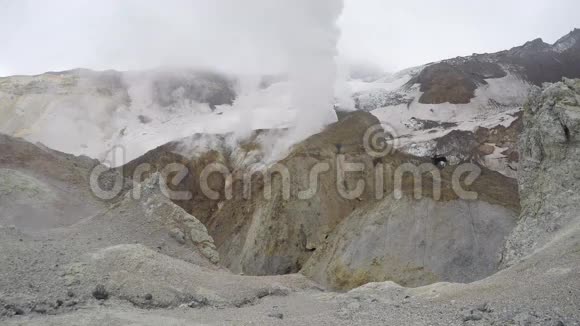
top-left (562, 123), bottom-right (571, 142)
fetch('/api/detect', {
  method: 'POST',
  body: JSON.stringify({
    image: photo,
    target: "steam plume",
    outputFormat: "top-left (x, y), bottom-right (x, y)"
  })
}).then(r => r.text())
top-left (269, 0), bottom-right (344, 159)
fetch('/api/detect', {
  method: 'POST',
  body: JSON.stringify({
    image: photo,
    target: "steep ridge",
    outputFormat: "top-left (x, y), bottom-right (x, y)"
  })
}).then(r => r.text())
top-left (356, 29), bottom-right (580, 108)
top-left (408, 29), bottom-right (580, 105)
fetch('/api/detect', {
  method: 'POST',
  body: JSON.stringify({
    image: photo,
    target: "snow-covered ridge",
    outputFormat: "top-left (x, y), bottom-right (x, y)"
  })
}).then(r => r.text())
top-left (348, 28), bottom-right (580, 176)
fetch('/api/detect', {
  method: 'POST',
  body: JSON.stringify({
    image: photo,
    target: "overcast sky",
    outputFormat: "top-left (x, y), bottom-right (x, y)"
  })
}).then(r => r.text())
top-left (0, 0), bottom-right (579, 77)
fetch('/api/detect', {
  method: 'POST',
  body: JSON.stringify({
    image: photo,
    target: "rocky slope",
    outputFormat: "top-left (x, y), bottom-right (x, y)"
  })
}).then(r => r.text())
top-left (503, 78), bottom-right (580, 266)
top-left (0, 134), bottom-right (104, 229)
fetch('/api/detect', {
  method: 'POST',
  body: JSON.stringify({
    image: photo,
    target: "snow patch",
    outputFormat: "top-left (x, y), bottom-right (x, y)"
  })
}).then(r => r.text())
top-left (369, 73), bottom-right (528, 154)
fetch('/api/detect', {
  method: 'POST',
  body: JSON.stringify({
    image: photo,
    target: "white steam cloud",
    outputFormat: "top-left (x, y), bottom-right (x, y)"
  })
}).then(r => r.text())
top-left (260, 0), bottom-right (345, 160)
top-left (284, 0), bottom-right (344, 138)
top-left (0, 0), bottom-right (348, 165)
top-left (145, 0), bottom-right (347, 162)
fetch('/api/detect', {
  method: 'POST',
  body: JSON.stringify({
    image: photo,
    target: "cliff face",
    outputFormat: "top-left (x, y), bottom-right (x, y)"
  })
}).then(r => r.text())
top-left (301, 197), bottom-right (516, 289)
top-left (503, 78), bottom-right (580, 266)
top-left (208, 112), bottom-right (396, 276)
